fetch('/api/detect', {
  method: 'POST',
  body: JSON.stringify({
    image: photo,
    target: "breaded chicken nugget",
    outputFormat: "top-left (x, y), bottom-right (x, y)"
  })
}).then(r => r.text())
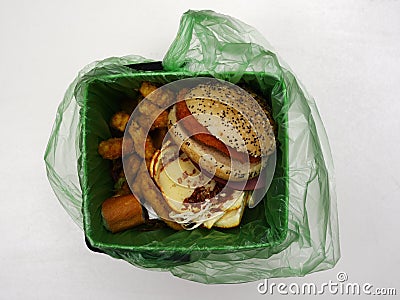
top-left (139, 81), bottom-right (158, 98)
top-left (98, 137), bottom-right (122, 160)
top-left (110, 111), bottom-right (130, 132)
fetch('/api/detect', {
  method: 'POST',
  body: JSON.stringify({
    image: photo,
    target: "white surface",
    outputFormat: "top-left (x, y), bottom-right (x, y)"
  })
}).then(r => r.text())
top-left (1, 0), bottom-right (400, 299)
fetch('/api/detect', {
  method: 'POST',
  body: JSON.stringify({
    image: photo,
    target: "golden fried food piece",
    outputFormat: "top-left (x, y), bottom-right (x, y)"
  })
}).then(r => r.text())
top-left (123, 153), bottom-right (141, 186)
top-left (110, 111), bottom-right (130, 132)
top-left (150, 110), bottom-right (169, 130)
top-left (139, 81), bottom-right (158, 98)
top-left (133, 162), bottom-right (183, 230)
top-left (98, 137), bottom-right (122, 160)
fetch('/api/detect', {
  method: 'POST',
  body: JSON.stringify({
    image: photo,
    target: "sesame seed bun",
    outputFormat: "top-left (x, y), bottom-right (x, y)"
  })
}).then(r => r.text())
top-left (168, 83), bottom-right (275, 182)
top-left (184, 84), bottom-right (275, 158)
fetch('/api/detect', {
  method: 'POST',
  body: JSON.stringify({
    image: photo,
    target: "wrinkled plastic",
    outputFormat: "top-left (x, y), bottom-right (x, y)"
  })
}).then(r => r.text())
top-left (44, 10), bottom-right (340, 284)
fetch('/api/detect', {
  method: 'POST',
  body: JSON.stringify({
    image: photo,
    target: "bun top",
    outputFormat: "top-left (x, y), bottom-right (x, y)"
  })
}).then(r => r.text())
top-left (183, 83), bottom-right (276, 157)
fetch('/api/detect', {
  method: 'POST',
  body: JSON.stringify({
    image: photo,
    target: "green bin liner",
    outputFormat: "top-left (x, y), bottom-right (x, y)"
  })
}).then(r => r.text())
top-left (44, 10), bottom-right (340, 284)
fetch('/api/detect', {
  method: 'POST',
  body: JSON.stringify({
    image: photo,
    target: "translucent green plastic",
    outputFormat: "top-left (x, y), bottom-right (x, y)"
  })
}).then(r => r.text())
top-left (44, 10), bottom-right (340, 284)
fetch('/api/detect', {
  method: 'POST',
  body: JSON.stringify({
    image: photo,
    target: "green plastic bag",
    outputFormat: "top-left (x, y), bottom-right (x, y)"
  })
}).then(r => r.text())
top-left (45, 10), bottom-right (340, 284)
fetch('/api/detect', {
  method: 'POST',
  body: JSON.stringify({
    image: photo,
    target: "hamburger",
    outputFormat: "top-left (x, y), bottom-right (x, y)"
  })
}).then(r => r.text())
top-left (147, 81), bottom-right (276, 229)
top-left (167, 83), bottom-right (276, 189)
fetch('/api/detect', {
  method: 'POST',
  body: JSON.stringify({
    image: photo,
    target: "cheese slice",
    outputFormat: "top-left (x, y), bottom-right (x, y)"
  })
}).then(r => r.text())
top-left (154, 148), bottom-right (215, 213)
top-left (214, 193), bottom-right (250, 228)
top-left (202, 191), bottom-right (247, 229)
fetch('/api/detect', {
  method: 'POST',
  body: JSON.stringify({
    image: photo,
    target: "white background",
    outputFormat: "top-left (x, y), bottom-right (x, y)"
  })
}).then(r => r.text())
top-left (1, 0), bottom-right (399, 299)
